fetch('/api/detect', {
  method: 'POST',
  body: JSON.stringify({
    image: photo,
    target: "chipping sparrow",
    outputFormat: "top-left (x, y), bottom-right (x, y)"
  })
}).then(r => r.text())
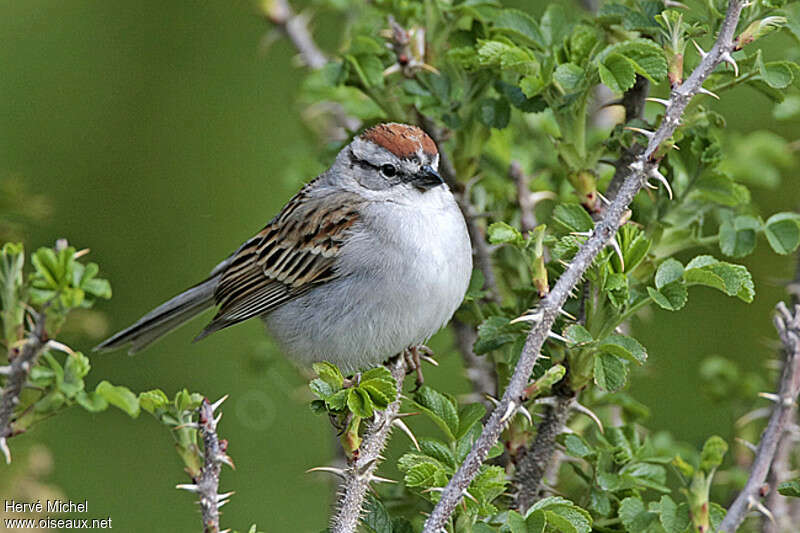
top-left (95, 123), bottom-right (473, 373)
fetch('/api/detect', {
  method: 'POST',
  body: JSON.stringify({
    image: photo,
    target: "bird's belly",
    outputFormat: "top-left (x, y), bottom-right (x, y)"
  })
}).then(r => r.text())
top-left (263, 197), bottom-right (471, 373)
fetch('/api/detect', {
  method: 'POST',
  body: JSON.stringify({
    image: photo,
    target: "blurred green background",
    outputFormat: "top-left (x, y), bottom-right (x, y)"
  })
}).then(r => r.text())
top-left (1, 1), bottom-right (798, 531)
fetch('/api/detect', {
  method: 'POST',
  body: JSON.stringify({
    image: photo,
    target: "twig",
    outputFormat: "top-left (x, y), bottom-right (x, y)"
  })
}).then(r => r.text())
top-left (510, 161), bottom-right (537, 234)
top-left (0, 307), bottom-right (48, 464)
top-left (178, 397), bottom-right (235, 533)
top-left (263, 0), bottom-right (326, 70)
top-left (604, 75), bottom-right (650, 203)
top-left (514, 391), bottom-right (575, 511)
top-left (331, 356), bottom-right (406, 533)
top-left (422, 2), bottom-right (746, 530)
top-left (452, 318), bottom-right (497, 400)
top-left (720, 302), bottom-right (800, 532)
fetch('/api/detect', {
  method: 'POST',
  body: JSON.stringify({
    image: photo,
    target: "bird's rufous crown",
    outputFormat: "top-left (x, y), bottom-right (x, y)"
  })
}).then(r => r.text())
top-left (360, 123), bottom-right (438, 159)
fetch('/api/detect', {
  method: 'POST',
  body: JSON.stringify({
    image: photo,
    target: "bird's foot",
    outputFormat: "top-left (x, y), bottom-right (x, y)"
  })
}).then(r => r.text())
top-left (404, 345), bottom-right (437, 391)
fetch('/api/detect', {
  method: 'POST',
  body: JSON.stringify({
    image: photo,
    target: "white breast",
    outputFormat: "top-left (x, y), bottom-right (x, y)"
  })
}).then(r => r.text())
top-left (263, 186), bottom-right (473, 373)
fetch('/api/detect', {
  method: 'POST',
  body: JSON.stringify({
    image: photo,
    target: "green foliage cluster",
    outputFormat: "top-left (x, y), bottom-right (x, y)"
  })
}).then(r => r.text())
top-left (290, 0), bottom-right (800, 531)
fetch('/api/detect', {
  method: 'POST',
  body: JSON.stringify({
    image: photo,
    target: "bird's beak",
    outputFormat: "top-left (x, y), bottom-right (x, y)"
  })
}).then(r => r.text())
top-left (413, 165), bottom-right (444, 191)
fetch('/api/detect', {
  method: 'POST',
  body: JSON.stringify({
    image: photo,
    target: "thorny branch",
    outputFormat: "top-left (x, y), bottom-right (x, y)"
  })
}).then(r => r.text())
top-left (262, 0), bottom-right (326, 70)
top-left (422, 1), bottom-right (748, 530)
top-left (177, 397), bottom-right (234, 533)
top-left (720, 303), bottom-right (800, 533)
top-left (331, 356), bottom-right (407, 533)
top-left (0, 307), bottom-right (48, 464)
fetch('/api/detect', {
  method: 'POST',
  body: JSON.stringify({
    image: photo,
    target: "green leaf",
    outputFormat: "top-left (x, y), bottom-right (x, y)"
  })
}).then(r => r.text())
top-left (599, 54), bottom-right (636, 93)
top-left (475, 316), bottom-right (521, 354)
top-left (552, 204), bottom-right (594, 233)
top-left (719, 215), bottom-right (760, 257)
top-left (598, 335), bottom-right (647, 364)
top-left (457, 403), bottom-right (486, 439)
top-left (554, 63), bottom-right (585, 91)
top-left (618, 497), bottom-right (656, 533)
top-left (413, 386), bottom-right (459, 441)
top-left (520, 75), bottom-right (545, 97)
top-left (699, 435), bottom-right (728, 472)
top-left (478, 97), bottom-right (511, 129)
top-left (488, 222), bottom-right (524, 245)
top-left (505, 510), bottom-right (528, 533)
top-left (75, 390), bottom-right (109, 413)
top-left (657, 495), bottom-right (691, 533)
top-left (563, 434), bottom-right (594, 458)
top-left (694, 172), bottom-right (750, 206)
top-left (96, 381), bottom-right (140, 417)
top-left (360, 380), bottom-right (396, 409)
top-left (596, 39), bottom-right (668, 81)
top-left (62, 352), bottom-right (90, 397)
top-left (778, 479), bottom-right (800, 497)
top-left (647, 281), bottom-right (688, 311)
top-left (655, 258), bottom-right (684, 289)
top-left (764, 212), bottom-right (800, 254)
top-left (313, 361), bottom-right (344, 389)
top-left (494, 9), bottom-right (545, 47)
top-left (362, 495), bottom-right (393, 533)
top-left (138, 389), bottom-right (169, 414)
top-left (684, 256), bottom-right (755, 302)
top-left (527, 497), bottom-right (592, 533)
top-left (420, 438), bottom-right (456, 468)
top-left (563, 324), bottom-right (593, 345)
top-left (347, 388), bottom-right (373, 418)
top-left (594, 353), bottom-right (628, 392)
top-left (540, 4), bottom-right (571, 46)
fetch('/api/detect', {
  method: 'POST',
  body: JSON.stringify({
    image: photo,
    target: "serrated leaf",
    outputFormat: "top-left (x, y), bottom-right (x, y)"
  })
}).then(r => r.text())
top-left (594, 352), bottom-right (628, 392)
top-left (494, 9), bottom-right (545, 47)
top-left (764, 212), bottom-right (800, 254)
top-left (138, 389), bottom-right (169, 414)
top-left (488, 222), bottom-right (524, 244)
top-left (554, 63), bottom-right (585, 91)
top-left (96, 380), bottom-right (140, 417)
top-left (618, 497), bottom-right (655, 533)
top-left (413, 386), bottom-right (459, 441)
top-left (479, 97), bottom-right (511, 129)
top-left (564, 324), bottom-right (593, 345)
top-left (475, 316), bottom-right (521, 354)
top-left (596, 38), bottom-right (667, 81)
top-left (313, 361), bottom-right (344, 389)
top-left (778, 479), bottom-right (800, 497)
top-left (719, 215), bottom-right (760, 257)
top-left (563, 434), bottom-right (594, 458)
top-left (75, 390), bottom-right (108, 413)
top-left (420, 437), bottom-right (456, 468)
top-left (528, 497), bottom-right (592, 533)
top-left (599, 53), bottom-right (636, 93)
top-left (598, 335), bottom-right (647, 364)
top-left (457, 403), bottom-right (486, 439)
top-left (347, 387), bottom-right (373, 418)
top-left (647, 281), bottom-right (687, 311)
top-left (541, 4), bottom-right (571, 46)
top-left (362, 495), bottom-right (392, 533)
top-left (505, 510), bottom-right (527, 533)
top-left (360, 378), bottom-right (396, 408)
top-left (552, 204), bottom-right (594, 233)
top-left (694, 172), bottom-right (750, 206)
top-left (655, 258), bottom-right (684, 289)
top-left (657, 495), bottom-right (690, 533)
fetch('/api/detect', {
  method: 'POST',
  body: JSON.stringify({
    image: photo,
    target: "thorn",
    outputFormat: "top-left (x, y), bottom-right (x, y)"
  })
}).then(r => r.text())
top-left (570, 231), bottom-right (593, 237)
top-left (696, 86), bottom-right (720, 99)
top-left (394, 411), bottom-right (420, 418)
top-left (463, 490), bottom-right (479, 504)
top-left (625, 126), bottom-right (655, 139)
top-left (692, 40), bottom-right (708, 59)
top-left (596, 191), bottom-right (611, 206)
top-left (747, 495), bottom-right (776, 524)
top-left (369, 475), bottom-right (398, 484)
top-left (217, 498), bottom-right (231, 509)
top-left (664, 0), bottom-right (688, 8)
top-left (648, 168), bottom-right (673, 199)
top-left (735, 437), bottom-right (758, 453)
top-left (646, 97), bottom-right (670, 107)
top-left (607, 237), bottom-right (625, 271)
top-left (510, 311), bottom-right (544, 324)
top-left (558, 308), bottom-right (577, 320)
top-left (558, 259), bottom-right (571, 269)
top-left (644, 180), bottom-right (659, 190)
top-left (392, 418), bottom-right (420, 451)
top-left (218, 454), bottom-right (235, 469)
top-left (173, 422), bottom-right (200, 430)
top-left (573, 402), bottom-right (604, 433)
top-left (720, 51), bottom-right (739, 76)
top-left (500, 400), bottom-right (517, 423)
top-left (758, 392), bottom-right (793, 406)
top-left (518, 404), bottom-right (533, 425)
top-left (45, 340), bottom-right (75, 355)
top-left (0, 437), bottom-right (10, 464)
top-left (547, 331), bottom-right (569, 343)
top-left (419, 354), bottom-right (439, 366)
top-left (213, 413), bottom-right (223, 427)
top-left (216, 490), bottom-right (235, 501)
top-left (176, 484), bottom-right (200, 493)
top-left (210, 394), bottom-right (229, 413)
top-left (736, 407), bottom-right (771, 427)
top-left (484, 394), bottom-right (500, 407)
top-left (305, 466), bottom-right (346, 478)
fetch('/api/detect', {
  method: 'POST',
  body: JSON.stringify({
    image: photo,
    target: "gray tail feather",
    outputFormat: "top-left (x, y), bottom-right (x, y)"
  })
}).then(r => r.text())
top-left (94, 276), bottom-right (218, 354)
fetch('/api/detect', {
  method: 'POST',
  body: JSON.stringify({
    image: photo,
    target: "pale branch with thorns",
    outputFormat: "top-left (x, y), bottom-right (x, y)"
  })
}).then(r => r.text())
top-left (0, 305), bottom-right (49, 464)
top-left (719, 301), bottom-right (800, 532)
top-left (176, 396), bottom-right (235, 533)
top-left (422, 1), bottom-right (748, 529)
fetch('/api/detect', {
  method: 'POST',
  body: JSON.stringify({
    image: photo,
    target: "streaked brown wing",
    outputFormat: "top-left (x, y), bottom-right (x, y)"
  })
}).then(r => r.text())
top-left (195, 183), bottom-right (362, 339)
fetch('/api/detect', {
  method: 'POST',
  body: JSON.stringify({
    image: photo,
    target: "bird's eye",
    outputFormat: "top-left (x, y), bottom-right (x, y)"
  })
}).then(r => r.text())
top-left (380, 164), bottom-right (398, 178)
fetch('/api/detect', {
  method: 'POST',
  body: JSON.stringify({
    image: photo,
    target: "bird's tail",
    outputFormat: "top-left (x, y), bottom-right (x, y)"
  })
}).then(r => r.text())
top-left (94, 276), bottom-right (218, 354)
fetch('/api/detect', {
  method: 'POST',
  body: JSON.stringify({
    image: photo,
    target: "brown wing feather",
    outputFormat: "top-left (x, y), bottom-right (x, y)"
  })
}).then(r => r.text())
top-left (195, 182), bottom-right (362, 339)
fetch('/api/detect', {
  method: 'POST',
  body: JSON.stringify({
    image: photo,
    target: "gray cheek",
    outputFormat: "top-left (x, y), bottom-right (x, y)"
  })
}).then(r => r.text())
top-left (353, 165), bottom-right (398, 191)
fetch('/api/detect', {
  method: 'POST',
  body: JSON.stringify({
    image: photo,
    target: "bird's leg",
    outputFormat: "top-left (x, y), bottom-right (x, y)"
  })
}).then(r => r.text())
top-left (404, 345), bottom-right (436, 390)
